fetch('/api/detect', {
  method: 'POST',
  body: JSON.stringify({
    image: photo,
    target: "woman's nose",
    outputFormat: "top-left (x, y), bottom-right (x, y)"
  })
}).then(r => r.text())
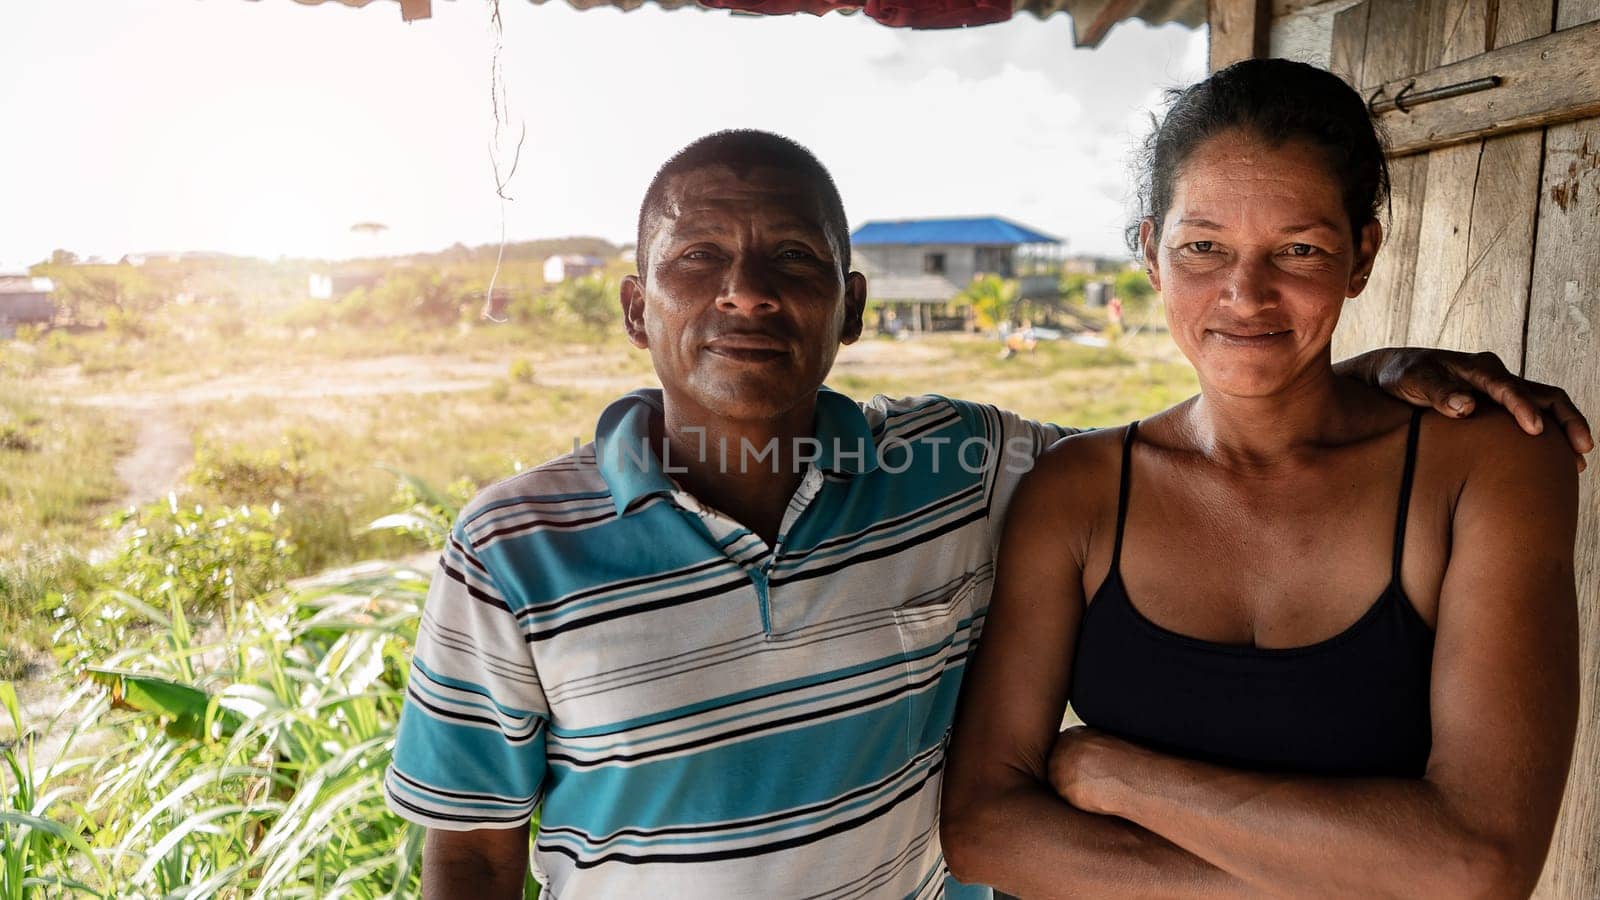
top-left (1219, 255), bottom-right (1280, 314)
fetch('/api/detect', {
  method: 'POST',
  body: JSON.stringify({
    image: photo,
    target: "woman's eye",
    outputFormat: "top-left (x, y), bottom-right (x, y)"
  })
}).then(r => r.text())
top-left (1288, 243), bottom-right (1317, 257)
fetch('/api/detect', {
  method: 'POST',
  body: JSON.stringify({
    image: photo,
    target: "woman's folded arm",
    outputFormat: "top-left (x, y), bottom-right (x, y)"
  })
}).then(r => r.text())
top-left (941, 436), bottom-right (1257, 899)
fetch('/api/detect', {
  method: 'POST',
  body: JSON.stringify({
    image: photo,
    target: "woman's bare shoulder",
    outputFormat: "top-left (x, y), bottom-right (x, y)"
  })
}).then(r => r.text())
top-left (1030, 423), bottom-right (1134, 488)
top-left (1428, 406), bottom-right (1576, 480)
top-left (1423, 407), bottom-right (1578, 521)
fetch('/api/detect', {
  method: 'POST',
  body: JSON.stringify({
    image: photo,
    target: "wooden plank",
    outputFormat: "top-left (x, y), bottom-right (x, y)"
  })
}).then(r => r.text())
top-left (1271, 0), bottom-right (1355, 16)
top-left (1404, 0), bottom-right (1550, 369)
top-left (1075, 0), bottom-right (1141, 47)
top-left (1409, 130), bottom-right (1546, 366)
top-left (1526, 113), bottom-right (1600, 900)
top-left (1328, 0), bottom-right (1370, 86)
top-left (1368, 21), bottom-right (1600, 157)
top-left (1554, 0), bottom-right (1600, 38)
top-left (1362, 0), bottom-right (1433, 84)
top-left (1531, 7), bottom-right (1600, 898)
top-left (1208, 0), bottom-right (1272, 70)
top-left (1422, 0), bottom-right (1490, 64)
top-left (1332, 0), bottom-right (1432, 360)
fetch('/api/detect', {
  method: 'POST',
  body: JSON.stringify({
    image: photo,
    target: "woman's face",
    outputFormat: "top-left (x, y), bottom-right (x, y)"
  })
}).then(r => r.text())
top-left (1143, 129), bottom-right (1382, 399)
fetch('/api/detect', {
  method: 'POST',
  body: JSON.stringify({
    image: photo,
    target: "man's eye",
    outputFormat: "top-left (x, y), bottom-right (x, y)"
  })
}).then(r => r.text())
top-left (1187, 241), bottom-right (1214, 253)
top-left (684, 249), bottom-right (715, 261)
top-left (778, 248), bottom-right (814, 260)
top-left (1288, 243), bottom-right (1317, 257)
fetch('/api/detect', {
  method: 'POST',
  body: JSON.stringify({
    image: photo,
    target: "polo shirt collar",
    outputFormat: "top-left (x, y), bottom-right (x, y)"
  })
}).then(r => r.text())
top-left (594, 386), bottom-right (880, 517)
top-left (595, 389), bottom-right (676, 517)
top-left (812, 385), bottom-right (879, 476)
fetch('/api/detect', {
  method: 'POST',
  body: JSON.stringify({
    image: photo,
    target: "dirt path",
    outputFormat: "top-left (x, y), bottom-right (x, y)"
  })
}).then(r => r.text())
top-left (50, 351), bottom-right (655, 508)
top-left (60, 342), bottom-right (936, 508)
top-left (114, 407), bottom-right (192, 507)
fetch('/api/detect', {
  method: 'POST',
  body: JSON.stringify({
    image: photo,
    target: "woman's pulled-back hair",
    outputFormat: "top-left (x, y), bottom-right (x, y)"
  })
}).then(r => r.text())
top-left (1128, 58), bottom-right (1389, 253)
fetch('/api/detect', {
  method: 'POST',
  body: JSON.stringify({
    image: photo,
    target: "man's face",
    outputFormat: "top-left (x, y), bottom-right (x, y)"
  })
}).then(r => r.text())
top-left (621, 164), bottom-right (866, 425)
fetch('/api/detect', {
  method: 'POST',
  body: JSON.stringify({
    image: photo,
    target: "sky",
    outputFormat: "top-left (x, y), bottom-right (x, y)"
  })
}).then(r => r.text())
top-left (0, 0), bottom-right (1206, 269)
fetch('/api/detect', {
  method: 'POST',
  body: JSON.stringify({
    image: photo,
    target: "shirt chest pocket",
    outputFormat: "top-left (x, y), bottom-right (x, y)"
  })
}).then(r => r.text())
top-left (892, 574), bottom-right (980, 756)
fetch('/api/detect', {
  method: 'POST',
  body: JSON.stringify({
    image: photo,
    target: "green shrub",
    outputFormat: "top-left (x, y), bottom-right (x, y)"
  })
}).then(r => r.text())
top-left (549, 276), bottom-right (618, 330)
top-left (1, 477), bottom-right (542, 897)
top-left (98, 499), bottom-right (295, 617)
top-left (508, 357), bottom-right (536, 384)
top-left (0, 424), bottom-right (34, 453)
top-left (190, 433), bottom-right (318, 503)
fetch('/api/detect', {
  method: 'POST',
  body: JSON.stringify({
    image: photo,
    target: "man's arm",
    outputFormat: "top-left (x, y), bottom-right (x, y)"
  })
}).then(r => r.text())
top-left (385, 511), bottom-right (549, 896)
top-left (424, 825), bottom-right (531, 900)
top-left (1336, 347), bottom-right (1593, 467)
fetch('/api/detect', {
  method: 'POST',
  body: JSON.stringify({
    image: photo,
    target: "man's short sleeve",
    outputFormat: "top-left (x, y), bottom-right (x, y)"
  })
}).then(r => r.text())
top-left (945, 399), bottom-right (1078, 540)
top-left (385, 518), bottom-right (550, 831)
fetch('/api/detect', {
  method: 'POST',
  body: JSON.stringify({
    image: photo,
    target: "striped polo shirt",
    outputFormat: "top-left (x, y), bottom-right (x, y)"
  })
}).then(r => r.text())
top-left (385, 388), bottom-right (1070, 898)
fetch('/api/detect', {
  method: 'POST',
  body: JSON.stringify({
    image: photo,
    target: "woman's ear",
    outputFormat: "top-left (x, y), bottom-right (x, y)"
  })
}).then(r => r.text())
top-left (1138, 218), bottom-right (1162, 292)
top-left (1348, 220), bottom-right (1384, 297)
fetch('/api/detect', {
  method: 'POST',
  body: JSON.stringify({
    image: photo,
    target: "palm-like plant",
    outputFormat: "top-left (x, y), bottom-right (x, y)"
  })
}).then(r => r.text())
top-left (958, 274), bottom-right (1019, 332)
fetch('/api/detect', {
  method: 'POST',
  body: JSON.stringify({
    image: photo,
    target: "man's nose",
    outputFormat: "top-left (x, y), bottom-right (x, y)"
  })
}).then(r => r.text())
top-left (718, 256), bottom-right (780, 314)
top-left (1220, 254), bottom-right (1281, 315)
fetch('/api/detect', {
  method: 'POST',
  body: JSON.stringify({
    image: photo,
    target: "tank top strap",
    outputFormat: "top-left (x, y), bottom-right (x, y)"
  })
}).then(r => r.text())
top-left (1110, 421), bottom-right (1140, 570)
top-left (1391, 409), bottom-right (1425, 583)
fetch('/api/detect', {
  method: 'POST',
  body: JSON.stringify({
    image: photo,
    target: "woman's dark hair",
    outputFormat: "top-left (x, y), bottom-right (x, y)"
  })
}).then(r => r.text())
top-left (1128, 58), bottom-right (1389, 253)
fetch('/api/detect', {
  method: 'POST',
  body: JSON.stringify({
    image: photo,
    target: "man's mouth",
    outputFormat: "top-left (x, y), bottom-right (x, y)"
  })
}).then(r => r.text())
top-left (1208, 329), bottom-right (1293, 345)
top-left (705, 334), bottom-right (789, 362)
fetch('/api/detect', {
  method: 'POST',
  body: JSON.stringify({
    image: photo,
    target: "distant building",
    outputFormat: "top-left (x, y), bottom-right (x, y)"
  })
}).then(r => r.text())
top-left (544, 254), bottom-right (605, 283)
top-left (122, 251), bottom-right (239, 267)
top-left (308, 272), bottom-right (382, 300)
top-left (851, 216), bottom-right (1064, 333)
top-left (0, 275), bottom-right (55, 334)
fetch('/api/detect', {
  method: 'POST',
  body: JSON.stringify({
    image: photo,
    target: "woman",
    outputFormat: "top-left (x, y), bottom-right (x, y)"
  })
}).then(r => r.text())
top-left (940, 59), bottom-right (1579, 898)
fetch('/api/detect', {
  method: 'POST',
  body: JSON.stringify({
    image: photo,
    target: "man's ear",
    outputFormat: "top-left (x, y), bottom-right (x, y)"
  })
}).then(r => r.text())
top-left (840, 272), bottom-right (867, 345)
top-left (620, 275), bottom-right (649, 349)
top-left (1347, 220), bottom-right (1385, 297)
top-left (1138, 218), bottom-right (1162, 292)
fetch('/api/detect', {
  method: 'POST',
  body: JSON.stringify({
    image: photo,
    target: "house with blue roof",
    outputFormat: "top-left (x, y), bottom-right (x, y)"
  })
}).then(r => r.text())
top-left (850, 216), bottom-right (1063, 333)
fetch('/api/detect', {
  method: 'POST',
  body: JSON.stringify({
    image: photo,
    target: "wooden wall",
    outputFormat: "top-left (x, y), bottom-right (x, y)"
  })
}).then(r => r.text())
top-left (1304, 0), bottom-right (1600, 895)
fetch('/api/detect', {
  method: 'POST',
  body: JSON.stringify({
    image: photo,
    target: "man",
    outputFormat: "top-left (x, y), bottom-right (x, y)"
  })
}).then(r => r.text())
top-left (386, 130), bottom-right (1591, 898)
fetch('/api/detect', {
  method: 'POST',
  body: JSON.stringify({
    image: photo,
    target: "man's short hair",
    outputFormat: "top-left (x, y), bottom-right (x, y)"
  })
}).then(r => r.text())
top-left (635, 130), bottom-right (851, 278)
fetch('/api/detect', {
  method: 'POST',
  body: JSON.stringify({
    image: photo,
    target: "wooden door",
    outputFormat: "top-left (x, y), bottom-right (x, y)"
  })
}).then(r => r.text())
top-left (1321, 1), bottom-right (1600, 895)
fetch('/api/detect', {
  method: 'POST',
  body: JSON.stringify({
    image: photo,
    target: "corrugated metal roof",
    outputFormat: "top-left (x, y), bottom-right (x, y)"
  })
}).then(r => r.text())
top-left (265, 0), bottom-right (1204, 45)
top-left (851, 216), bottom-right (1060, 246)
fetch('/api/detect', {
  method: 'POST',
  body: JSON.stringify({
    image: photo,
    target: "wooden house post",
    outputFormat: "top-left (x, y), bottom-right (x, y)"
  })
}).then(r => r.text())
top-left (1207, 0), bottom-right (1271, 70)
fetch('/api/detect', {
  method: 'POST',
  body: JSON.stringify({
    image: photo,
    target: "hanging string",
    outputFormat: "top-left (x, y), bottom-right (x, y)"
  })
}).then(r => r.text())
top-left (482, 0), bottom-right (526, 323)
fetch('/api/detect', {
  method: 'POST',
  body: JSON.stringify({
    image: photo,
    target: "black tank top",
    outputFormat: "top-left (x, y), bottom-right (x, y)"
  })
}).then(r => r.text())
top-left (1070, 410), bottom-right (1435, 777)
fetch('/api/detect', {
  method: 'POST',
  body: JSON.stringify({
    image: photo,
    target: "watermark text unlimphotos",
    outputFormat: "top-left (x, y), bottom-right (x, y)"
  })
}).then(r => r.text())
top-left (576, 430), bottom-right (1039, 476)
